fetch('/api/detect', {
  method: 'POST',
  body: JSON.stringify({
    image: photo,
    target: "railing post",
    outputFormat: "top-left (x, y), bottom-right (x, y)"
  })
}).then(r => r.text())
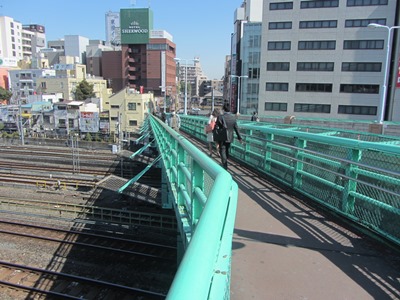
top-left (342, 148), bottom-right (362, 214)
top-left (264, 133), bottom-right (274, 172)
top-left (244, 129), bottom-right (251, 164)
top-left (192, 161), bottom-right (203, 223)
top-left (177, 143), bottom-right (186, 207)
top-left (161, 163), bottom-right (172, 209)
top-left (293, 138), bottom-right (306, 189)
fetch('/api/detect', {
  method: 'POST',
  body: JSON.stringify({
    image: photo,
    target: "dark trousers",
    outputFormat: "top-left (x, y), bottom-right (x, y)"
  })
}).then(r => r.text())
top-left (219, 141), bottom-right (231, 169)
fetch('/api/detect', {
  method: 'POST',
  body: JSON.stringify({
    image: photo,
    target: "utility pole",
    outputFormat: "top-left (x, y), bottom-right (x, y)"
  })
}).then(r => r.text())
top-left (17, 96), bottom-right (24, 146)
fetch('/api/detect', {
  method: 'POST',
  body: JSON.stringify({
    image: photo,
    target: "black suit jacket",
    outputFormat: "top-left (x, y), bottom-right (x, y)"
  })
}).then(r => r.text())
top-left (217, 112), bottom-right (242, 143)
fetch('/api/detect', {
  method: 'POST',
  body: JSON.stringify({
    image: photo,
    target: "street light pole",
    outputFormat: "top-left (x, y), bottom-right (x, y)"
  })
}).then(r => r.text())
top-left (159, 85), bottom-right (171, 113)
top-left (231, 75), bottom-right (248, 114)
top-left (211, 88), bottom-right (214, 112)
top-left (368, 23), bottom-right (400, 124)
top-left (206, 84), bottom-right (215, 111)
top-left (184, 64), bottom-right (188, 114)
top-left (174, 58), bottom-right (199, 115)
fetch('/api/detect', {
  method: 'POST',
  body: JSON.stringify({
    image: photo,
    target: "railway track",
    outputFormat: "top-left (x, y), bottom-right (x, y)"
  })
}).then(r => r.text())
top-left (0, 144), bottom-right (177, 298)
top-left (0, 219), bottom-right (176, 299)
top-left (0, 145), bottom-right (116, 161)
top-left (0, 261), bottom-right (167, 299)
top-left (0, 220), bottom-right (176, 261)
top-left (0, 160), bottom-right (109, 176)
top-left (0, 173), bottom-right (97, 188)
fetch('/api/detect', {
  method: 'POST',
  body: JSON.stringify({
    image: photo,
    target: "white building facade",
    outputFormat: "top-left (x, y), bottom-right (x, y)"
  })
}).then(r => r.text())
top-left (258, 0), bottom-right (400, 121)
top-left (0, 16), bottom-right (24, 64)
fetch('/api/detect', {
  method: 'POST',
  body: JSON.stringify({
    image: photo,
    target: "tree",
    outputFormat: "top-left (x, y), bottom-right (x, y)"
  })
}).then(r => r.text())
top-left (74, 79), bottom-right (95, 100)
top-left (0, 87), bottom-right (13, 103)
top-left (178, 81), bottom-right (192, 96)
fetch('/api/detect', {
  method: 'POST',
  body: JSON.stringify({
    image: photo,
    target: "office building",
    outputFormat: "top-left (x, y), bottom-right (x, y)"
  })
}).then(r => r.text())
top-left (231, 0), bottom-right (263, 114)
top-left (257, 0), bottom-right (400, 121)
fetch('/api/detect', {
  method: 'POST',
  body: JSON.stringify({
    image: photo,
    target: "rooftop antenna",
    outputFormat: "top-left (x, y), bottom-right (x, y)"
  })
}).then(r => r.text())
top-left (130, 0), bottom-right (136, 7)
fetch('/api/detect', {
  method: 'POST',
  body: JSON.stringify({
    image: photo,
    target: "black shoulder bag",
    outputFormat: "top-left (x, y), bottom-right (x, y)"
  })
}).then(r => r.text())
top-left (213, 115), bottom-right (228, 142)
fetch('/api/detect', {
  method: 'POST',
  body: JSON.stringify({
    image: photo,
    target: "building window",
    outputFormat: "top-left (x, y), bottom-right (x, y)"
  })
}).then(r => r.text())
top-left (266, 82), bottom-right (289, 91)
top-left (265, 102), bottom-right (288, 111)
top-left (345, 18), bottom-right (386, 27)
top-left (249, 68), bottom-right (260, 79)
top-left (298, 40), bottom-right (336, 50)
top-left (111, 105), bottom-right (119, 109)
top-left (270, 2), bottom-right (293, 10)
top-left (297, 62), bottom-right (334, 71)
top-left (301, 0), bottom-right (339, 8)
top-left (294, 103), bottom-right (331, 113)
top-left (268, 41), bottom-right (291, 50)
top-left (147, 44), bottom-right (168, 51)
top-left (340, 84), bottom-right (379, 94)
top-left (296, 83), bottom-right (333, 92)
top-left (343, 40), bottom-right (384, 49)
top-left (342, 62), bottom-right (382, 72)
top-left (299, 20), bottom-right (337, 29)
top-left (128, 103), bottom-right (136, 111)
top-left (338, 105), bottom-right (377, 115)
top-left (347, 0), bottom-right (388, 6)
top-left (111, 117), bottom-right (118, 121)
top-left (248, 52), bottom-right (260, 64)
top-left (129, 120), bottom-right (138, 126)
top-left (249, 35), bottom-right (261, 47)
top-left (267, 62), bottom-right (290, 71)
top-left (248, 83), bottom-right (259, 95)
top-left (41, 82), bottom-right (46, 89)
top-left (269, 22), bottom-right (292, 30)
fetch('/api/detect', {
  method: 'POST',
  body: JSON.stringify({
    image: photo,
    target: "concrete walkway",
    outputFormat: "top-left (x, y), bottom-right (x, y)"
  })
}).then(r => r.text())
top-left (227, 160), bottom-right (400, 300)
top-left (183, 132), bottom-right (400, 300)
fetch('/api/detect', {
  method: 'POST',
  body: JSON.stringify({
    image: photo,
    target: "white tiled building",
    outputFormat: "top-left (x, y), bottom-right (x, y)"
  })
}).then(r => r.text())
top-left (233, 0), bottom-right (400, 122)
top-left (258, 0), bottom-right (400, 121)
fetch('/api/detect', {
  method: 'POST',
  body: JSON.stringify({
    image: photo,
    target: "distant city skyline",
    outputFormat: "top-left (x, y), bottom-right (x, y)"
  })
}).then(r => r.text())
top-left (0, 0), bottom-right (242, 80)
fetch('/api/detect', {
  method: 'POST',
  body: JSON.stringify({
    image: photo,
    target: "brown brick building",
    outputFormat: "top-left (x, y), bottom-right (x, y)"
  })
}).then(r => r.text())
top-left (102, 8), bottom-right (177, 100)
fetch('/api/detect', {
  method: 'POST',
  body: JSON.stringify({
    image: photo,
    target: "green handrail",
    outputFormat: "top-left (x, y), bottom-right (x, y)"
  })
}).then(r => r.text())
top-left (180, 114), bottom-right (400, 246)
top-left (148, 115), bottom-right (238, 300)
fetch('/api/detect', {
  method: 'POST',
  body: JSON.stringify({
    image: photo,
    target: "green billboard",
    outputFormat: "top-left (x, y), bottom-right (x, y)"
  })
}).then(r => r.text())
top-left (120, 8), bottom-right (153, 44)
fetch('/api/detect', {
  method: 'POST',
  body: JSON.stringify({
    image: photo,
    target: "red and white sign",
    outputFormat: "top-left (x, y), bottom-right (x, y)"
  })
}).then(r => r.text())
top-left (79, 111), bottom-right (99, 133)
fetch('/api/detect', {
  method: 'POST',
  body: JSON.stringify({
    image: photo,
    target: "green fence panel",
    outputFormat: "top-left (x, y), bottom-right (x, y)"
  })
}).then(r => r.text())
top-left (148, 115), bottom-right (238, 300)
top-left (180, 116), bottom-right (400, 246)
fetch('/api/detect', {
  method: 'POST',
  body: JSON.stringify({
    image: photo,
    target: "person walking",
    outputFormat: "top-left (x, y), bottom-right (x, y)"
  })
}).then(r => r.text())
top-left (215, 102), bottom-right (243, 170)
top-left (251, 111), bottom-right (259, 122)
top-left (206, 109), bottom-right (219, 157)
top-left (169, 111), bottom-right (181, 131)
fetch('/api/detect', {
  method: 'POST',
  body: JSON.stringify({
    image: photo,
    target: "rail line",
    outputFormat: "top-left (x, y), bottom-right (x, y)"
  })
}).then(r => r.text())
top-left (0, 220), bottom-right (177, 261)
top-left (0, 261), bottom-right (167, 299)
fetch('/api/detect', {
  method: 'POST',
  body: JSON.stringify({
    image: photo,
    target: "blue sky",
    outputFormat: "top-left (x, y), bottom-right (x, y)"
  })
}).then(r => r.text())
top-left (1, 0), bottom-right (242, 80)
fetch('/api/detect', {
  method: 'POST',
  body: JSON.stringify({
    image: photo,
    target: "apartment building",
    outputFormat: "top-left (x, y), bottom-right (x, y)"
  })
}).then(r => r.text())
top-left (258, 0), bottom-right (400, 121)
top-left (35, 63), bottom-right (108, 100)
top-left (8, 68), bottom-right (56, 104)
top-left (0, 16), bottom-right (24, 62)
top-left (176, 58), bottom-right (205, 97)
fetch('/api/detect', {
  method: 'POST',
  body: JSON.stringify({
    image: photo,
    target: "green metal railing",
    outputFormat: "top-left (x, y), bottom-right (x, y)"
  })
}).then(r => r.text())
top-left (180, 114), bottom-right (400, 246)
top-left (148, 115), bottom-right (238, 300)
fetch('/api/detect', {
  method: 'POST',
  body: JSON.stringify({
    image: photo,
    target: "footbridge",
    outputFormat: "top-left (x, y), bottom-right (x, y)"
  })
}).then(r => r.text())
top-left (131, 114), bottom-right (400, 299)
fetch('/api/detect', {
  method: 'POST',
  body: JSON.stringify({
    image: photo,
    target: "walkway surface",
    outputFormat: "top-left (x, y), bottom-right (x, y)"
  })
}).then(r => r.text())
top-left (187, 134), bottom-right (400, 300)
